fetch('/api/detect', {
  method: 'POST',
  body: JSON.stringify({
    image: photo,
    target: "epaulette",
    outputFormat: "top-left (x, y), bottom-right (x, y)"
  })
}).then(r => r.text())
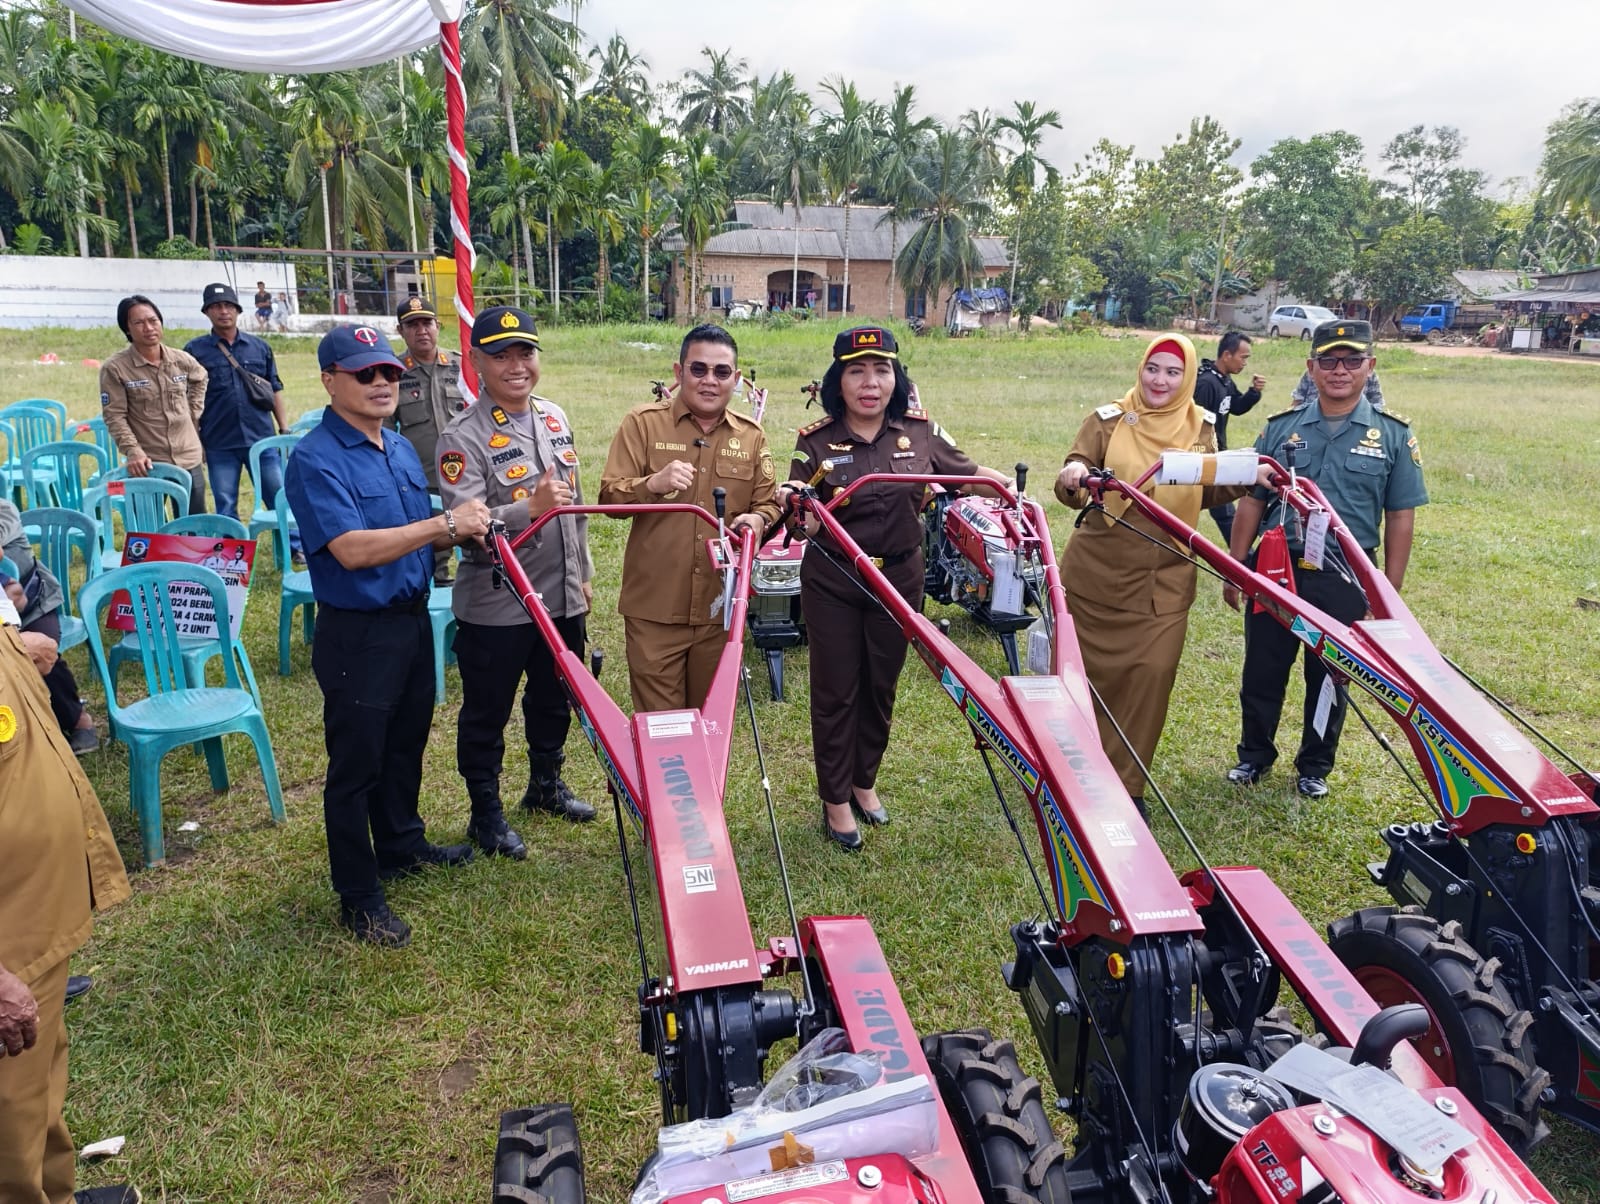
top-left (1267, 402), bottom-right (1309, 421)
top-left (1200, 409), bottom-right (1217, 424)
top-left (799, 416), bottom-right (831, 436)
top-left (1095, 403), bottom-right (1123, 421)
top-left (903, 408), bottom-right (928, 421)
top-left (1377, 409), bottom-right (1411, 427)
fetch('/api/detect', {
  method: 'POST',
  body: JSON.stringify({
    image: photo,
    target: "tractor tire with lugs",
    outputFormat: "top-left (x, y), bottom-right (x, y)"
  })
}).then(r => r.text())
top-left (1327, 905), bottom-right (1549, 1151)
top-left (922, 1029), bottom-right (1072, 1204)
top-left (493, 1104), bottom-right (586, 1204)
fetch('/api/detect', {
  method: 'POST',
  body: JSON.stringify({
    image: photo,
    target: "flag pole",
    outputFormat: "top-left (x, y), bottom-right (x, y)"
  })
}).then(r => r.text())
top-left (438, 18), bottom-right (477, 399)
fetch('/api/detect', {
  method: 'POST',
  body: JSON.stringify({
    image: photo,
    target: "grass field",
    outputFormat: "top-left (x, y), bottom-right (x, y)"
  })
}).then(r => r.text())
top-left (5, 321), bottom-right (1599, 1203)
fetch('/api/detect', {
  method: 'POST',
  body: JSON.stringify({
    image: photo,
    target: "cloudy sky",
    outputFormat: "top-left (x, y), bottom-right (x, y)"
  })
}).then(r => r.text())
top-left (578, 0), bottom-right (1598, 192)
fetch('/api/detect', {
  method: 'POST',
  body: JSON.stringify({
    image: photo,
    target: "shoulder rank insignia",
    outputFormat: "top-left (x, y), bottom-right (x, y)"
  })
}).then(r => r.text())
top-left (903, 410), bottom-right (928, 422)
top-left (1200, 409), bottom-right (1217, 424)
top-left (799, 416), bottom-right (831, 436)
top-left (490, 406), bottom-right (509, 426)
top-left (1267, 403), bottom-right (1307, 421)
top-left (1095, 403), bottom-right (1123, 421)
top-left (1380, 409), bottom-right (1411, 427)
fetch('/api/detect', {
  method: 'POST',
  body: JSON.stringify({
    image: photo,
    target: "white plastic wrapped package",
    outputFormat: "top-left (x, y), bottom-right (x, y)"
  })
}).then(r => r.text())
top-left (631, 1029), bottom-right (940, 1204)
top-left (1157, 448), bottom-right (1261, 487)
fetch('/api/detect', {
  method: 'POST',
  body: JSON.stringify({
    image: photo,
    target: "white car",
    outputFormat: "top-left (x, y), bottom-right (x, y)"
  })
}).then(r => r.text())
top-left (1267, 304), bottom-right (1340, 340)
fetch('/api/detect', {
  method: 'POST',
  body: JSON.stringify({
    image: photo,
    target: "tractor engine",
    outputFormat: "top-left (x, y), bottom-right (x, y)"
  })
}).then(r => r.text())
top-left (924, 494), bottom-right (1037, 618)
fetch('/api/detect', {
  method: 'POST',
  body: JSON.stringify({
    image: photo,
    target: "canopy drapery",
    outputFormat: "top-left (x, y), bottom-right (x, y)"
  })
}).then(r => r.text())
top-left (63, 0), bottom-right (479, 394)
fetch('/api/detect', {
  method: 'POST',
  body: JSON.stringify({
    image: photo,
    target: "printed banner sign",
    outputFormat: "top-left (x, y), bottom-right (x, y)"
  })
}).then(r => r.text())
top-left (109, 534), bottom-right (257, 641)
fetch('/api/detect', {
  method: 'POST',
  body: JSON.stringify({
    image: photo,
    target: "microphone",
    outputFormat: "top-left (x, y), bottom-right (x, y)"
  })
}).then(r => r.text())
top-left (693, 438), bottom-right (709, 448)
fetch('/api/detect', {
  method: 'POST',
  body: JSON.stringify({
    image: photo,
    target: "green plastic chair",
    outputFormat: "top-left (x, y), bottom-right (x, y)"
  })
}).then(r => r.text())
top-left (83, 477), bottom-right (189, 572)
top-left (97, 462), bottom-right (195, 499)
top-left (103, 513), bottom-right (263, 712)
top-left (18, 507), bottom-right (99, 653)
top-left (289, 410), bottom-right (323, 433)
top-left (78, 561), bottom-right (285, 867)
top-left (274, 487), bottom-right (315, 675)
top-left (248, 433), bottom-right (301, 571)
top-left (75, 416), bottom-right (121, 470)
top-left (21, 440), bottom-right (108, 511)
top-left (0, 405), bottom-right (60, 501)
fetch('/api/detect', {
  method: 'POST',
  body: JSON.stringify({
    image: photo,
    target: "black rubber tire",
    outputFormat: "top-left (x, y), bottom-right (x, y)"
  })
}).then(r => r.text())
top-left (493, 1104), bottom-right (586, 1204)
top-left (1327, 906), bottom-right (1550, 1151)
top-left (922, 1029), bottom-right (1072, 1204)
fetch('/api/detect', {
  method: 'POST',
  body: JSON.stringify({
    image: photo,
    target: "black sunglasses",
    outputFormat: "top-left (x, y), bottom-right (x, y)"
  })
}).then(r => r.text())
top-left (686, 361), bottom-right (736, 380)
top-left (1314, 354), bottom-right (1369, 371)
top-left (340, 364), bottom-right (404, 384)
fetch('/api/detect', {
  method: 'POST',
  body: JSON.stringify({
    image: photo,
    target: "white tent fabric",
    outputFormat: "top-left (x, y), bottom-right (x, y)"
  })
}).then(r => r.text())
top-left (63, 0), bottom-right (465, 73)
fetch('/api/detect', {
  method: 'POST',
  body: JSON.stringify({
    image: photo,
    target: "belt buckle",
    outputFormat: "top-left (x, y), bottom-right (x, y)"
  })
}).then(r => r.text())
top-left (868, 556), bottom-right (884, 568)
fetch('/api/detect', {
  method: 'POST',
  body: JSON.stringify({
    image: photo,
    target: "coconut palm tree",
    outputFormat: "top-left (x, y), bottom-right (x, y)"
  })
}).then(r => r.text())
top-left (579, 162), bottom-right (627, 317)
top-left (818, 78), bottom-right (880, 317)
top-left (996, 100), bottom-right (1063, 306)
top-left (875, 84), bottom-right (935, 320)
top-left (586, 33), bottom-right (651, 118)
top-left (615, 122), bottom-right (680, 320)
top-left (129, 47), bottom-right (223, 243)
top-left (1542, 99), bottom-right (1600, 222)
top-left (761, 87), bottom-right (820, 312)
top-left (382, 65), bottom-right (449, 255)
top-left (675, 135), bottom-right (730, 320)
top-left (532, 140), bottom-right (594, 317)
top-left (676, 47), bottom-right (751, 147)
top-left (481, 151), bottom-right (549, 304)
top-left (959, 108), bottom-right (1006, 184)
top-left (896, 130), bottom-right (990, 308)
top-left (5, 98), bottom-right (113, 257)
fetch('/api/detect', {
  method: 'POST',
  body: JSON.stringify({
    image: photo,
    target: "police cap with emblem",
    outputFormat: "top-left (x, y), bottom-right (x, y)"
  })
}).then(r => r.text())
top-left (395, 295), bottom-right (438, 325)
top-left (1311, 319), bottom-right (1373, 355)
top-left (471, 305), bottom-right (540, 351)
top-left (318, 324), bottom-right (407, 372)
top-left (832, 326), bottom-right (899, 363)
top-left (200, 282), bottom-right (242, 313)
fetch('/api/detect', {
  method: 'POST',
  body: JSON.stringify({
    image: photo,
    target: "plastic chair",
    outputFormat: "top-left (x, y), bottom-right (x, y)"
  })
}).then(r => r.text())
top-left (105, 512), bottom-right (263, 712)
top-left (18, 507), bottom-right (99, 652)
top-left (274, 487), bottom-right (315, 675)
top-left (5, 398), bottom-right (68, 433)
top-left (21, 440), bottom-right (108, 511)
top-left (0, 405), bottom-right (60, 500)
top-left (0, 555), bottom-right (16, 579)
top-left (78, 562), bottom-right (285, 867)
top-left (75, 416), bottom-right (122, 471)
top-left (248, 433), bottom-right (301, 570)
top-left (289, 410), bottom-right (324, 433)
top-left (83, 477), bottom-right (189, 572)
top-left (97, 462), bottom-right (195, 500)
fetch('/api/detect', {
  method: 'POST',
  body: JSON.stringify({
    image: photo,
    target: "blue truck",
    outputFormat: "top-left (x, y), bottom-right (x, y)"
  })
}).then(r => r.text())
top-left (1398, 299), bottom-right (1498, 341)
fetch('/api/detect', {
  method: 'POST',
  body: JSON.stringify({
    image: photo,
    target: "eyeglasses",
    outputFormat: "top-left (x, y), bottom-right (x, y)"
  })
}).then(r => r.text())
top-left (1314, 354), bottom-right (1370, 371)
top-left (341, 365), bottom-right (404, 384)
top-left (686, 361), bottom-right (736, 380)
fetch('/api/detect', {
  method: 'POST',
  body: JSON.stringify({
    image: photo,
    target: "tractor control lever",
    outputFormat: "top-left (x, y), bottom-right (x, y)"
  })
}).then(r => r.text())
top-left (1349, 1003), bottom-right (1430, 1069)
top-left (589, 648), bottom-right (604, 680)
top-left (1014, 461), bottom-right (1029, 495)
top-left (713, 486), bottom-right (727, 523)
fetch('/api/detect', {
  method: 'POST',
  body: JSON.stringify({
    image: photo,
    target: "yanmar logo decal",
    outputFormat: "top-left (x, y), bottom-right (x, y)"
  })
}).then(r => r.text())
top-left (685, 958), bottom-right (749, 975)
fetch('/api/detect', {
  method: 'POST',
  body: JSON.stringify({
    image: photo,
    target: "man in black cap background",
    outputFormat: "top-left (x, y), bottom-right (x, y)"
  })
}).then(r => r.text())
top-left (184, 283), bottom-right (303, 566)
top-left (1223, 319), bottom-right (1428, 799)
top-left (1193, 330), bottom-right (1265, 544)
top-left (393, 295), bottom-right (466, 585)
top-left (437, 306), bottom-right (596, 857)
top-left (285, 324), bottom-right (492, 947)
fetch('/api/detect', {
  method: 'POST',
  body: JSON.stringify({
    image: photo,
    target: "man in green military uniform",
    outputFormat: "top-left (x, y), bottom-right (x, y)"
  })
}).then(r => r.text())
top-left (393, 296), bottom-right (466, 585)
top-left (1223, 320), bottom-right (1428, 798)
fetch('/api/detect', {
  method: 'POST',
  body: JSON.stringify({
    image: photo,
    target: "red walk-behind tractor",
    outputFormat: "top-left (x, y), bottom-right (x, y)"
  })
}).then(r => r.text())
top-left (790, 466), bottom-right (1558, 1204)
top-left (1080, 451), bottom-right (1600, 1150)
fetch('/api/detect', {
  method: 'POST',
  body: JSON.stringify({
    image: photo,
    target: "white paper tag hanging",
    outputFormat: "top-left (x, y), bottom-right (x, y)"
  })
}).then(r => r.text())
top-left (1312, 675), bottom-right (1336, 738)
top-left (1157, 449), bottom-right (1261, 487)
top-left (990, 550), bottom-right (1024, 616)
top-left (1157, 451), bottom-right (1205, 485)
top-left (1302, 511), bottom-right (1330, 569)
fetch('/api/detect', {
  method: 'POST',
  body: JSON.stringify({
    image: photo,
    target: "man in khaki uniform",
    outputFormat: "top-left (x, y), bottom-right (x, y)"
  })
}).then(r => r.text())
top-left (0, 602), bottom-right (134, 1204)
top-left (393, 296), bottom-right (466, 584)
top-left (99, 294), bottom-right (208, 515)
top-left (438, 306), bottom-right (596, 852)
top-left (599, 325), bottom-right (781, 712)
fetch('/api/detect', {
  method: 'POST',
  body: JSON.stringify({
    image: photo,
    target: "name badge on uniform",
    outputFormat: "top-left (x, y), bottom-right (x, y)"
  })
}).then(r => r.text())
top-left (892, 450), bottom-right (917, 459)
top-left (827, 454), bottom-right (854, 466)
top-left (491, 446), bottom-right (526, 467)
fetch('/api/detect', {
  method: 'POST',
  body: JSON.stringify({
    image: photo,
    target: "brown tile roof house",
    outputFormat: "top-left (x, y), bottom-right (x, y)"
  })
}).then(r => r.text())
top-left (662, 201), bottom-right (1010, 323)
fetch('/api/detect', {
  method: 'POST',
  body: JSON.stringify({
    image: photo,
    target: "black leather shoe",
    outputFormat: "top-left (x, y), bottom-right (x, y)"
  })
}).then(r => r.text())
top-left (74, 1187), bottom-right (141, 1204)
top-left (821, 803), bottom-right (863, 852)
top-left (1226, 761), bottom-right (1266, 786)
top-left (850, 791), bottom-right (889, 826)
top-left (1130, 795), bottom-right (1149, 820)
top-left (65, 975), bottom-right (93, 1002)
top-left (379, 842), bottom-right (475, 881)
top-left (467, 815), bottom-right (527, 860)
top-left (339, 904), bottom-right (412, 948)
top-left (1296, 775), bottom-right (1330, 799)
top-left (521, 754), bottom-right (596, 823)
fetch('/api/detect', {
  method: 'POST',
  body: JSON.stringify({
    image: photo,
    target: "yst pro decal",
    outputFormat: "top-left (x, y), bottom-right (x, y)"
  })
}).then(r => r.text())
top-left (1409, 704), bottom-right (1517, 818)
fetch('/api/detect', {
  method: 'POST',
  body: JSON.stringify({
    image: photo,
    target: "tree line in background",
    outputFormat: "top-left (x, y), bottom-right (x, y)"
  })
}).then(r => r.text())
top-left (1, 0), bottom-right (1598, 326)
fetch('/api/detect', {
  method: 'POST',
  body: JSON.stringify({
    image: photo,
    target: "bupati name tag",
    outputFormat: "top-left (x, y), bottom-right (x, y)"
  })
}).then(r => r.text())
top-left (654, 441), bottom-right (687, 451)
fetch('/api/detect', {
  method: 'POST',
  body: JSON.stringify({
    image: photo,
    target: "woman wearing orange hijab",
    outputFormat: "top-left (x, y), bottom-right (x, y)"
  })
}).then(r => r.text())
top-left (1054, 334), bottom-right (1270, 811)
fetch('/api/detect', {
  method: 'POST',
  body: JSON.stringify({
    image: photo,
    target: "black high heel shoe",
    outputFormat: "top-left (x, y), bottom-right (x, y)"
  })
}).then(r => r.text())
top-left (821, 802), bottom-right (864, 852)
top-left (850, 791), bottom-right (890, 826)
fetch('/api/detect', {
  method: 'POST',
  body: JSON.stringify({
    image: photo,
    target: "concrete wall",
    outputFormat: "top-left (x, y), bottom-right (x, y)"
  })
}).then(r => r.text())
top-left (0, 256), bottom-right (297, 331)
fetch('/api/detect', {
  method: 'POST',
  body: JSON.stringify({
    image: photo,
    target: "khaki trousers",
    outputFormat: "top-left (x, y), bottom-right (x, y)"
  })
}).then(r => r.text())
top-left (624, 617), bottom-right (725, 713)
top-left (0, 957), bottom-right (74, 1203)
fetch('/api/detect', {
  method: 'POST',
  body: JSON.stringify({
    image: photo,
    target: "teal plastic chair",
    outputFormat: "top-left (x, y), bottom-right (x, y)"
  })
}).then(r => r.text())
top-left (97, 462), bottom-right (194, 500)
top-left (274, 487), bottom-right (315, 675)
top-left (78, 562), bottom-right (285, 867)
top-left (248, 433), bottom-right (301, 570)
top-left (103, 512), bottom-right (264, 712)
top-left (18, 507), bottom-right (99, 653)
top-left (6, 398), bottom-right (68, 433)
top-left (84, 477), bottom-right (189, 572)
top-left (289, 410), bottom-right (324, 433)
top-left (75, 416), bottom-right (121, 471)
top-left (0, 405), bottom-right (59, 500)
top-left (21, 440), bottom-right (108, 511)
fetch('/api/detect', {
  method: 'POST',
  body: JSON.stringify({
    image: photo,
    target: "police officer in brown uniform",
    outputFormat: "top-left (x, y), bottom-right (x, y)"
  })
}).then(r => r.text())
top-left (783, 327), bottom-right (1012, 850)
top-left (0, 598), bottom-right (134, 1204)
top-left (599, 324), bottom-right (782, 712)
top-left (393, 296), bottom-right (467, 584)
top-left (100, 294), bottom-right (209, 515)
top-left (437, 306), bottom-right (596, 854)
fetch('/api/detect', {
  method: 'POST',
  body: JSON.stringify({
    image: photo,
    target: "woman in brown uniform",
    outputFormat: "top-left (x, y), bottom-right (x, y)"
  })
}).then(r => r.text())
top-left (783, 327), bottom-right (1012, 850)
top-left (1054, 333), bottom-right (1271, 813)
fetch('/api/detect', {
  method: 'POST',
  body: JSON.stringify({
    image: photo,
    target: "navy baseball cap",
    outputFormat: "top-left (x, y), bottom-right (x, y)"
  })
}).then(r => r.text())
top-left (471, 305), bottom-right (540, 350)
top-left (318, 324), bottom-right (406, 372)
